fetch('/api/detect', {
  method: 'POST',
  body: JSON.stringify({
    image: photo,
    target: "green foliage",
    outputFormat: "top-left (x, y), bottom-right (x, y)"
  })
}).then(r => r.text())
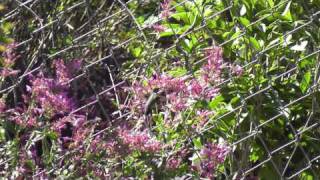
top-left (1, 0), bottom-right (320, 179)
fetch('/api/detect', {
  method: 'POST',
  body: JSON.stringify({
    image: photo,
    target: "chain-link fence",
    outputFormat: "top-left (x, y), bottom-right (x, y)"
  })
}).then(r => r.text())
top-left (1, 0), bottom-right (320, 179)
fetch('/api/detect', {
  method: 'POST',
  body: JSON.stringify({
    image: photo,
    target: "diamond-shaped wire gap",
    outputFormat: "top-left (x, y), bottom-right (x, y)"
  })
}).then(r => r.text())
top-left (231, 134), bottom-right (269, 179)
top-left (241, 121), bottom-right (319, 179)
top-left (229, 89), bottom-right (282, 178)
top-left (238, 132), bottom-right (283, 179)
top-left (72, 0), bottom-right (118, 34)
top-left (269, 139), bottom-right (310, 179)
top-left (238, 86), bottom-right (281, 177)
top-left (286, 120), bottom-right (320, 178)
top-left (298, 120), bottom-right (320, 160)
top-left (48, 10), bottom-right (131, 60)
top-left (269, 86), bottom-right (320, 177)
top-left (264, 119), bottom-right (319, 178)
top-left (280, 136), bottom-right (320, 179)
top-left (238, 126), bottom-right (283, 179)
top-left (233, 83), bottom-right (317, 178)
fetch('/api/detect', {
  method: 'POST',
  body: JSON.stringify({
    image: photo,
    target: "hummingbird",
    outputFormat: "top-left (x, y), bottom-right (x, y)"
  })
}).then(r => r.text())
top-left (142, 88), bottom-right (165, 133)
top-left (144, 88), bottom-right (164, 116)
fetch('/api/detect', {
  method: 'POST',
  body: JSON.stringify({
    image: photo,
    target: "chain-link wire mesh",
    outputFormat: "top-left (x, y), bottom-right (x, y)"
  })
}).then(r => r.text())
top-left (0, 0), bottom-right (320, 179)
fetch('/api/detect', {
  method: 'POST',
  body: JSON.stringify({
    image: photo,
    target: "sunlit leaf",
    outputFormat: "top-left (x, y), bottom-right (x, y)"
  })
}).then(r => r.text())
top-left (290, 41), bottom-right (308, 51)
top-left (300, 71), bottom-right (311, 93)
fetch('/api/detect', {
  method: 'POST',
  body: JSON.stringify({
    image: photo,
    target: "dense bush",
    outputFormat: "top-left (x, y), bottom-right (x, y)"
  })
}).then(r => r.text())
top-left (1, 0), bottom-right (320, 179)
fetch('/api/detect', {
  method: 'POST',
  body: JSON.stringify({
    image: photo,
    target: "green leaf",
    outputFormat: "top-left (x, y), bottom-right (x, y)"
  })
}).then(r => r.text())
top-left (159, 24), bottom-right (182, 37)
top-left (1, 22), bottom-right (13, 34)
top-left (0, 126), bottom-right (5, 142)
top-left (239, 17), bottom-right (250, 27)
top-left (300, 71), bottom-right (311, 93)
top-left (281, 1), bottom-right (293, 21)
top-left (300, 172), bottom-right (314, 180)
top-left (168, 67), bottom-right (187, 77)
top-left (131, 46), bottom-right (143, 58)
top-left (193, 137), bottom-right (202, 149)
top-left (171, 12), bottom-right (192, 24)
top-left (209, 95), bottom-right (224, 109)
top-left (298, 57), bottom-right (314, 69)
top-left (267, 0), bottom-right (274, 8)
top-left (230, 96), bottom-right (240, 105)
top-left (249, 37), bottom-right (261, 50)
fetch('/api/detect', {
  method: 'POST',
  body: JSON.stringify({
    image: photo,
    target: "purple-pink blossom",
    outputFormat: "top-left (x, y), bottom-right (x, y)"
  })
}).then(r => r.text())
top-left (2, 42), bottom-right (19, 68)
top-left (166, 157), bottom-right (181, 170)
top-left (28, 59), bottom-right (83, 114)
top-left (148, 74), bottom-right (186, 92)
top-left (231, 64), bottom-right (243, 76)
top-left (0, 99), bottom-right (6, 113)
top-left (0, 68), bottom-right (20, 77)
top-left (1, 43), bottom-right (20, 78)
top-left (201, 46), bottom-right (224, 84)
top-left (53, 59), bottom-right (71, 84)
top-left (152, 24), bottom-right (166, 32)
top-left (196, 142), bottom-right (230, 178)
top-left (53, 59), bottom-right (82, 84)
top-left (29, 75), bottom-right (75, 114)
top-left (160, 0), bottom-right (172, 18)
top-left (188, 80), bottom-right (203, 96)
top-left (118, 129), bottom-right (162, 153)
top-left (196, 110), bottom-right (213, 127)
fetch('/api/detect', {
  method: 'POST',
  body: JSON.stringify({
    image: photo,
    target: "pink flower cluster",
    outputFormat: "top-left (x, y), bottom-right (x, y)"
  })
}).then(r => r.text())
top-left (0, 43), bottom-right (20, 77)
top-left (201, 47), bottom-right (225, 84)
top-left (166, 158), bottom-right (181, 169)
top-left (28, 59), bottom-right (82, 115)
top-left (53, 58), bottom-right (82, 84)
top-left (0, 98), bottom-right (5, 113)
top-left (166, 148), bottom-right (189, 170)
top-left (118, 129), bottom-right (162, 152)
top-left (3, 58), bottom-right (83, 131)
top-left (6, 106), bottom-right (39, 127)
top-left (29, 74), bottom-right (75, 114)
top-left (152, 24), bottom-right (166, 32)
top-left (197, 142), bottom-right (231, 178)
top-left (160, 0), bottom-right (172, 18)
top-left (195, 110), bottom-right (213, 128)
top-left (129, 74), bottom-right (189, 113)
top-left (129, 47), bottom-right (228, 115)
top-left (231, 64), bottom-right (243, 76)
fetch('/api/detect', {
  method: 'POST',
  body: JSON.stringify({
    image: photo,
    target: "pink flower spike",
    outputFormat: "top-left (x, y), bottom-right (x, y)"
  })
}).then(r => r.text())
top-left (0, 69), bottom-right (20, 77)
top-left (166, 157), bottom-right (181, 170)
top-left (152, 24), bottom-right (166, 32)
top-left (0, 99), bottom-right (5, 113)
top-left (197, 142), bottom-right (230, 178)
top-left (160, 0), bottom-right (172, 18)
top-left (188, 80), bottom-right (203, 96)
top-left (118, 129), bottom-right (162, 153)
top-left (231, 64), bottom-right (243, 76)
top-left (2, 42), bottom-right (19, 67)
